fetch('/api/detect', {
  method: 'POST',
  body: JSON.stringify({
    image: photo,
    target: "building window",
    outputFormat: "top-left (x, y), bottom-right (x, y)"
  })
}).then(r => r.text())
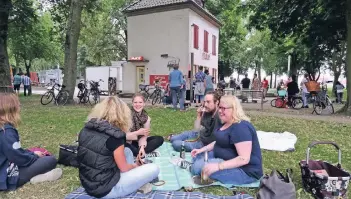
top-left (193, 24), bottom-right (199, 49)
top-left (204, 30), bottom-right (209, 52)
top-left (212, 35), bottom-right (217, 55)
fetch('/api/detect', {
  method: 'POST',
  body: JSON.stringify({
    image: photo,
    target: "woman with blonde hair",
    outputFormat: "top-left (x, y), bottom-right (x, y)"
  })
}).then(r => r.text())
top-left (190, 95), bottom-right (263, 185)
top-left (0, 93), bottom-right (62, 191)
top-left (77, 96), bottom-right (159, 198)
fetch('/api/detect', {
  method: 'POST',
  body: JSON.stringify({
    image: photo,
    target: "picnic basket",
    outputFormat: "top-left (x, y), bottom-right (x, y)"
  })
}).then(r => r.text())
top-left (299, 141), bottom-right (350, 199)
top-left (305, 81), bottom-right (321, 92)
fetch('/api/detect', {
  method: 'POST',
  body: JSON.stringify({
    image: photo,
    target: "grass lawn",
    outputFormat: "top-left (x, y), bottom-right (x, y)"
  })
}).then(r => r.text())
top-left (1, 95), bottom-right (351, 199)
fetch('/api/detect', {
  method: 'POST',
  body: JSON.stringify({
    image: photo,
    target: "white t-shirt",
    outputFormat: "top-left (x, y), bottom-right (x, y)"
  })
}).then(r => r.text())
top-left (301, 78), bottom-right (309, 93)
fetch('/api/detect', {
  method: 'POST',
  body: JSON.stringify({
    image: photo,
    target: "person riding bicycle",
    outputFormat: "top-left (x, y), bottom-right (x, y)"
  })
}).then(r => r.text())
top-left (287, 75), bottom-right (299, 107)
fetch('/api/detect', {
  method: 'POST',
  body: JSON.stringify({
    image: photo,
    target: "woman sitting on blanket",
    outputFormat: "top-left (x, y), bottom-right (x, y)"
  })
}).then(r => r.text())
top-left (0, 93), bottom-right (62, 191)
top-left (77, 96), bottom-right (160, 198)
top-left (190, 95), bottom-right (263, 185)
top-left (125, 93), bottom-right (164, 158)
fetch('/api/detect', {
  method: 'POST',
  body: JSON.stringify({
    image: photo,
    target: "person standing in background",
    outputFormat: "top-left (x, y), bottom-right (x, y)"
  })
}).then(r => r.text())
top-left (13, 73), bottom-right (22, 95)
top-left (241, 74), bottom-right (251, 102)
top-left (21, 74), bottom-right (31, 96)
top-left (261, 77), bottom-right (269, 99)
top-left (300, 74), bottom-right (310, 108)
top-left (252, 74), bottom-right (260, 99)
top-left (204, 70), bottom-right (214, 94)
top-left (194, 66), bottom-right (206, 107)
top-left (169, 65), bottom-right (185, 111)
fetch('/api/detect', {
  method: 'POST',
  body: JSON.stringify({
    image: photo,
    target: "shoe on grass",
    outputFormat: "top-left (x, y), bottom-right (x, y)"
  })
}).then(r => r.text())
top-left (30, 168), bottom-right (63, 184)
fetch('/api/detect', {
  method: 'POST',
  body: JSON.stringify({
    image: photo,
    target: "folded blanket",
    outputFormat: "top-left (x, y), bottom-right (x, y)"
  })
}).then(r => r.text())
top-left (257, 131), bottom-right (297, 152)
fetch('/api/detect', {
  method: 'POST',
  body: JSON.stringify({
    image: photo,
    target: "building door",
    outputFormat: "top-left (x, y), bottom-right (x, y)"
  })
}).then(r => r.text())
top-left (136, 66), bottom-right (145, 91)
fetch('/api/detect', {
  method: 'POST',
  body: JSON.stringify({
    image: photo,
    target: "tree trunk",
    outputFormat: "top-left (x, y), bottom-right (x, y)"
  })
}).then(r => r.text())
top-left (0, 0), bottom-right (13, 93)
top-left (270, 72), bottom-right (273, 88)
top-left (340, 0), bottom-right (351, 115)
top-left (274, 73), bottom-right (277, 88)
top-left (63, 0), bottom-right (84, 103)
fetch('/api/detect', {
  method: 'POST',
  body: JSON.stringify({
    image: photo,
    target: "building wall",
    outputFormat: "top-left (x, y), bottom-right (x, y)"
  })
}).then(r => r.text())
top-left (188, 9), bottom-right (219, 76)
top-left (126, 9), bottom-right (190, 93)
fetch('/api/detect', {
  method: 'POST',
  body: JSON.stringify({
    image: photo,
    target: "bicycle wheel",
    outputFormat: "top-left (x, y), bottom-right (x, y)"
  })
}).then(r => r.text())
top-left (313, 98), bottom-right (323, 115)
top-left (275, 98), bottom-right (284, 108)
top-left (56, 90), bottom-right (69, 106)
top-left (292, 98), bottom-right (303, 110)
top-left (270, 99), bottom-right (277, 107)
top-left (41, 92), bottom-right (54, 105)
top-left (325, 96), bottom-right (335, 114)
top-left (89, 90), bottom-right (100, 105)
top-left (152, 93), bottom-right (161, 105)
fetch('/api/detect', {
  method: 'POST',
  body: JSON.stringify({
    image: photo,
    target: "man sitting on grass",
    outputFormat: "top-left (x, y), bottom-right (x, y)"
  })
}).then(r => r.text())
top-left (166, 91), bottom-right (221, 154)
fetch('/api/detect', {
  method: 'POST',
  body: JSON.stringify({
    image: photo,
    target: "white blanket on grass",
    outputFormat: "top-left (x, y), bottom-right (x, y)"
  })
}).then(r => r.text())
top-left (257, 131), bottom-right (297, 152)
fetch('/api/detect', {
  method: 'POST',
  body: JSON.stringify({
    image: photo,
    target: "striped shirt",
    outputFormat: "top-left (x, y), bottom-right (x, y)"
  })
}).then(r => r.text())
top-left (22, 76), bottom-right (31, 86)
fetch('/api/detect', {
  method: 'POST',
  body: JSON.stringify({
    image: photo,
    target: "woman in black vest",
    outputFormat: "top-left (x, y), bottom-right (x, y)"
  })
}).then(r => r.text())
top-left (125, 94), bottom-right (164, 158)
top-left (77, 96), bottom-right (160, 198)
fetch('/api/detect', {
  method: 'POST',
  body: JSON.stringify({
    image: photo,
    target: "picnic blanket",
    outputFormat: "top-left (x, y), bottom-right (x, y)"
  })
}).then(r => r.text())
top-left (257, 131), bottom-right (297, 152)
top-left (65, 187), bottom-right (254, 199)
top-left (150, 142), bottom-right (260, 191)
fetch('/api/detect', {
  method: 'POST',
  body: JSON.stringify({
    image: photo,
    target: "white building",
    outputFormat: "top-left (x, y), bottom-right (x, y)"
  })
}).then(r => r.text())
top-left (122, 0), bottom-right (221, 93)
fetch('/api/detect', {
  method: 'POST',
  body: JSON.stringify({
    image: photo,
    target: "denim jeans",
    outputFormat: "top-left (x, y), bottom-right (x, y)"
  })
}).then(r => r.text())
top-left (170, 131), bottom-right (204, 152)
top-left (102, 148), bottom-right (160, 199)
top-left (191, 151), bottom-right (257, 185)
top-left (302, 92), bottom-right (309, 106)
top-left (170, 86), bottom-right (184, 110)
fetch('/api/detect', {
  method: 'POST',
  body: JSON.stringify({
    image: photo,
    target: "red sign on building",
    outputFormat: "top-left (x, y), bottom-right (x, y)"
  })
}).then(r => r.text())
top-left (149, 75), bottom-right (169, 88)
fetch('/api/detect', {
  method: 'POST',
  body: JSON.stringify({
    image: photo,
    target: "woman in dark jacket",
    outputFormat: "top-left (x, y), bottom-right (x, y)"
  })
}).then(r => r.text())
top-left (77, 96), bottom-right (159, 198)
top-left (0, 93), bottom-right (61, 191)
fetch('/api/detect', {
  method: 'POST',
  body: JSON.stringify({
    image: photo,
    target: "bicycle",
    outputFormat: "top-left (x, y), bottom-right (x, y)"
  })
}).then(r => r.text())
top-left (89, 79), bottom-right (103, 105)
top-left (77, 80), bottom-right (89, 104)
top-left (151, 84), bottom-right (164, 105)
top-left (40, 83), bottom-right (69, 106)
top-left (270, 95), bottom-right (303, 109)
top-left (310, 90), bottom-right (334, 115)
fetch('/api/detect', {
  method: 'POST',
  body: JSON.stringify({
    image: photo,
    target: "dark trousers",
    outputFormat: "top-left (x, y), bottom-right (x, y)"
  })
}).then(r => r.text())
top-left (125, 136), bottom-right (164, 156)
top-left (17, 156), bottom-right (57, 187)
top-left (24, 85), bottom-right (31, 96)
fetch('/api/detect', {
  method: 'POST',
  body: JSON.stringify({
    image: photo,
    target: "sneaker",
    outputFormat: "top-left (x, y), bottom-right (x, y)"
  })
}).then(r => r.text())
top-left (170, 157), bottom-right (192, 170)
top-left (30, 168), bottom-right (63, 184)
top-left (146, 151), bottom-right (161, 158)
top-left (137, 183), bottom-right (152, 194)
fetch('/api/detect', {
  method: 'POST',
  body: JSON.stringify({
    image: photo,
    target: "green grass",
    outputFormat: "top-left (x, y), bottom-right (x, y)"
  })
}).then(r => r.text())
top-left (1, 95), bottom-right (351, 199)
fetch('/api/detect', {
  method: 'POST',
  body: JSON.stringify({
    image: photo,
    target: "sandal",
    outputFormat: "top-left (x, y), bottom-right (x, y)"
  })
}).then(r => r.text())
top-left (192, 175), bottom-right (216, 185)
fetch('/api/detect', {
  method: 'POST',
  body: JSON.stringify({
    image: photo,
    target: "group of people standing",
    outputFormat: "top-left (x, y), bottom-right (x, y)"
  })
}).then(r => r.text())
top-left (13, 73), bottom-right (32, 96)
top-left (167, 65), bottom-right (215, 111)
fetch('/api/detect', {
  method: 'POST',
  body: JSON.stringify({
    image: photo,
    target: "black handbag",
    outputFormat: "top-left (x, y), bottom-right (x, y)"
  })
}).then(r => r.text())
top-left (58, 144), bottom-right (79, 168)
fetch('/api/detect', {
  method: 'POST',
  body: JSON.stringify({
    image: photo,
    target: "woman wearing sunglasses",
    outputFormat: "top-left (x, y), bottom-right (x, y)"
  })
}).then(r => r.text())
top-left (190, 96), bottom-right (263, 185)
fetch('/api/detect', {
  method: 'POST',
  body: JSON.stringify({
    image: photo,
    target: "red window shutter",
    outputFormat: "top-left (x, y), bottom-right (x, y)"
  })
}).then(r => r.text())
top-left (194, 25), bottom-right (199, 49)
top-left (204, 30), bottom-right (208, 52)
top-left (212, 35), bottom-right (217, 55)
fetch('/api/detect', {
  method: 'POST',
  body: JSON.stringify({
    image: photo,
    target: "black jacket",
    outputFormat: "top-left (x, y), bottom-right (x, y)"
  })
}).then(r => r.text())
top-left (77, 119), bottom-right (125, 198)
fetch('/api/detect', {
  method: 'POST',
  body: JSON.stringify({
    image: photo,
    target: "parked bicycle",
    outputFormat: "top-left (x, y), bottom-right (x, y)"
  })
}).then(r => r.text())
top-left (77, 80), bottom-right (89, 104)
top-left (40, 83), bottom-right (69, 106)
top-left (151, 84), bottom-right (164, 105)
top-left (89, 79), bottom-right (103, 105)
top-left (310, 91), bottom-right (334, 115)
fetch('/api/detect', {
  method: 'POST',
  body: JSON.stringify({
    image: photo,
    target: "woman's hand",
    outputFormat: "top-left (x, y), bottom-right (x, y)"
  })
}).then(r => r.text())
top-left (137, 128), bottom-right (150, 137)
top-left (202, 163), bottom-right (220, 177)
top-left (34, 151), bottom-right (45, 157)
top-left (191, 149), bottom-right (202, 158)
top-left (138, 146), bottom-right (146, 158)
